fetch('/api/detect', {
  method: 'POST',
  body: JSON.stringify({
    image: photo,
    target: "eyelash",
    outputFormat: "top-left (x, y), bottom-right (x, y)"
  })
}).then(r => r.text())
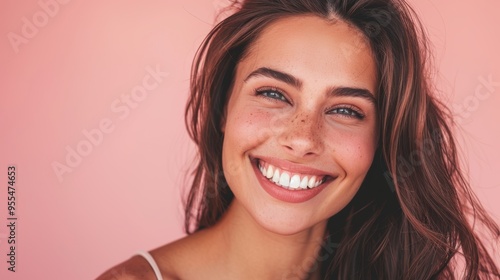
top-left (326, 105), bottom-right (365, 119)
top-left (254, 87), bottom-right (365, 120)
top-left (255, 87), bottom-right (288, 103)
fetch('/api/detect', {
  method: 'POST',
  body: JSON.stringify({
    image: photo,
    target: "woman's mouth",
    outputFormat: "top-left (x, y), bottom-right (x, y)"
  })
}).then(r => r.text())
top-left (250, 156), bottom-right (334, 203)
top-left (257, 159), bottom-right (329, 190)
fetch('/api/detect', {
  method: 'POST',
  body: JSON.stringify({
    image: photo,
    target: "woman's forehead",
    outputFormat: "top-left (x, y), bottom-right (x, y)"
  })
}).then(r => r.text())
top-left (237, 15), bottom-right (377, 95)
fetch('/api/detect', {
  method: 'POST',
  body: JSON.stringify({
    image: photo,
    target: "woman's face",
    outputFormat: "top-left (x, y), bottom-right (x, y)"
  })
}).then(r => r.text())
top-left (221, 15), bottom-right (378, 235)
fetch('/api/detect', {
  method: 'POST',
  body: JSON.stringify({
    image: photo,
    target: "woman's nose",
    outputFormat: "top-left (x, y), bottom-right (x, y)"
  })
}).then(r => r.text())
top-left (275, 111), bottom-right (324, 158)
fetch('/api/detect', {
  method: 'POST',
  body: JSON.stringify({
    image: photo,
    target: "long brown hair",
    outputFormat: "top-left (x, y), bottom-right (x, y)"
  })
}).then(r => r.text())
top-left (183, 0), bottom-right (500, 278)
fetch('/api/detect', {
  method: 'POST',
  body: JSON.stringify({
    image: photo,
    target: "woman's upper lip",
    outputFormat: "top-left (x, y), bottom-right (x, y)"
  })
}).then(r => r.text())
top-left (251, 155), bottom-right (336, 178)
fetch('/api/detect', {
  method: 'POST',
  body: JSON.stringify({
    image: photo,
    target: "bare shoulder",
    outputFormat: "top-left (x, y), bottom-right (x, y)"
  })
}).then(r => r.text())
top-left (96, 232), bottom-right (212, 280)
top-left (150, 233), bottom-right (204, 269)
top-left (150, 230), bottom-right (217, 278)
top-left (95, 254), bottom-right (178, 280)
top-left (95, 255), bottom-right (155, 280)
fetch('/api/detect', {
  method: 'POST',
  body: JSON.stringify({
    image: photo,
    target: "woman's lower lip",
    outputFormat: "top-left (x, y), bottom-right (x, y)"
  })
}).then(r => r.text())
top-left (251, 159), bottom-right (329, 203)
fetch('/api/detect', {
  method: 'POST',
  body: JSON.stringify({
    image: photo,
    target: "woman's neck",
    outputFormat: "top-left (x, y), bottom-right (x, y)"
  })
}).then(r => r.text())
top-left (205, 200), bottom-right (327, 280)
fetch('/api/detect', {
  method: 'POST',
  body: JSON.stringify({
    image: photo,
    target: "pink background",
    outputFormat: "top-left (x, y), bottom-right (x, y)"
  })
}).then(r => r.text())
top-left (0, 0), bottom-right (498, 279)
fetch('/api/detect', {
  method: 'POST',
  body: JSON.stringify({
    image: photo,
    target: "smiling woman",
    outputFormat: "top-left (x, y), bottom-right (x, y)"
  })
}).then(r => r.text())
top-left (97, 0), bottom-right (500, 279)
top-left (220, 16), bottom-right (378, 237)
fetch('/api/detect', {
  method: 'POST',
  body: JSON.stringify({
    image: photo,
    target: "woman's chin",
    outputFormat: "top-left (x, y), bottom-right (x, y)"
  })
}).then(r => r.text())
top-left (249, 207), bottom-right (326, 236)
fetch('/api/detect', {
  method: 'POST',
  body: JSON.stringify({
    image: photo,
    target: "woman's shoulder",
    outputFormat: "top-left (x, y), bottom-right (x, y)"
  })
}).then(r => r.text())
top-left (95, 247), bottom-right (183, 280)
top-left (95, 254), bottom-right (162, 280)
top-left (95, 233), bottom-right (206, 280)
top-left (151, 232), bottom-right (211, 276)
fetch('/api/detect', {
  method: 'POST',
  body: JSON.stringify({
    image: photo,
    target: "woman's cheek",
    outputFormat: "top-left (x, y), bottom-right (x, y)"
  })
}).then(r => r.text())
top-left (326, 129), bottom-right (376, 176)
top-left (232, 107), bottom-right (279, 146)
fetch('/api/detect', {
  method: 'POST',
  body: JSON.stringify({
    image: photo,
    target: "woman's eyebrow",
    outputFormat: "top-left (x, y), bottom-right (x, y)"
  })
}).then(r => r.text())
top-left (244, 67), bottom-right (376, 105)
top-left (244, 67), bottom-right (302, 88)
top-left (329, 87), bottom-right (376, 105)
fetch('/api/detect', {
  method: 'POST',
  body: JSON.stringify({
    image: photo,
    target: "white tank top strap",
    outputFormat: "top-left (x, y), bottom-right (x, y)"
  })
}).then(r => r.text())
top-left (136, 251), bottom-right (164, 280)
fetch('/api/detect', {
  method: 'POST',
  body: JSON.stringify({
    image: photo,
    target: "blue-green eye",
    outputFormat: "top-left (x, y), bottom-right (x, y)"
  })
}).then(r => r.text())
top-left (329, 106), bottom-right (365, 120)
top-left (255, 88), bottom-right (288, 102)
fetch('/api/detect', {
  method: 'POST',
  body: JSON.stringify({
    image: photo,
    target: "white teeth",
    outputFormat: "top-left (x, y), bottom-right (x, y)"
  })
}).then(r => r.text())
top-left (279, 172), bottom-right (290, 187)
top-left (272, 169), bottom-right (280, 184)
top-left (289, 174), bottom-right (301, 189)
top-left (308, 176), bottom-right (317, 188)
top-left (300, 176), bottom-right (309, 189)
top-left (266, 165), bottom-right (274, 179)
top-left (258, 160), bottom-right (326, 190)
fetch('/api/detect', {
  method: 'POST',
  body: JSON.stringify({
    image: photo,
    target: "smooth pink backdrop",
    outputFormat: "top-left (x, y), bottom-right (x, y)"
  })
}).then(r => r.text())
top-left (0, 0), bottom-right (499, 279)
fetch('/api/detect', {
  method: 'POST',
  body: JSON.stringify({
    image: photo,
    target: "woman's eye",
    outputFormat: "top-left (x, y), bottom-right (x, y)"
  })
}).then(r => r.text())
top-left (255, 88), bottom-right (288, 102)
top-left (329, 106), bottom-right (365, 120)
